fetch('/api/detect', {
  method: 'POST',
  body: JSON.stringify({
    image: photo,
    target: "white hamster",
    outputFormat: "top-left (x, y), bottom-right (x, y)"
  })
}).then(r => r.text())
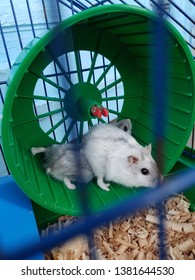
top-left (83, 123), bottom-right (162, 191)
top-left (31, 119), bottom-right (132, 190)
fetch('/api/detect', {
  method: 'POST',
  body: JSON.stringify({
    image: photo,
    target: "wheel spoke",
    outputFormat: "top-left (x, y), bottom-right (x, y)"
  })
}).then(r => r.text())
top-left (78, 121), bottom-right (84, 143)
top-left (99, 69), bottom-right (138, 94)
top-left (87, 52), bottom-right (98, 83)
top-left (47, 46), bottom-right (73, 86)
top-left (74, 50), bottom-right (83, 83)
top-left (12, 107), bottom-right (65, 127)
top-left (101, 95), bottom-right (125, 102)
top-left (44, 115), bottom-right (69, 137)
top-left (98, 118), bottom-right (106, 123)
top-left (99, 76), bottom-right (123, 94)
top-left (61, 120), bottom-right (75, 143)
top-left (95, 60), bottom-right (114, 87)
top-left (29, 68), bottom-right (68, 94)
top-left (107, 108), bottom-right (122, 116)
top-left (94, 46), bottom-right (125, 87)
top-left (36, 108), bottom-right (65, 120)
top-left (88, 119), bottom-right (94, 128)
top-left (18, 95), bottom-right (64, 102)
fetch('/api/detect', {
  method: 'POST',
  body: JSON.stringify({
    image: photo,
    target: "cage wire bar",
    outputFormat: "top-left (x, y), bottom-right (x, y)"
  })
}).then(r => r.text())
top-left (151, 2), bottom-right (168, 259)
top-left (0, 0), bottom-right (195, 260)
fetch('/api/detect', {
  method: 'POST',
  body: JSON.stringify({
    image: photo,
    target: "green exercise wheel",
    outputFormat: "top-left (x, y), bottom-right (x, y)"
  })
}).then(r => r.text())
top-left (2, 5), bottom-right (195, 215)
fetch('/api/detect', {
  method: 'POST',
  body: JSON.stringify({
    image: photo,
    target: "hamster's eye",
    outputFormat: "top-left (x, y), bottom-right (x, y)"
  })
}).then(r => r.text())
top-left (141, 168), bottom-right (150, 175)
top-left (123, 126), bottom-right (128, 132)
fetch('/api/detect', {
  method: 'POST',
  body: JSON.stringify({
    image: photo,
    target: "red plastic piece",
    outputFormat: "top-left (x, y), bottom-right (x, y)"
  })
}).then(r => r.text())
top-left (91, 106), bottom-right (102, 118)
top-left (101, 107), bottom-right (109, 117)
top-left (91, 105), bottom-right (109, 118)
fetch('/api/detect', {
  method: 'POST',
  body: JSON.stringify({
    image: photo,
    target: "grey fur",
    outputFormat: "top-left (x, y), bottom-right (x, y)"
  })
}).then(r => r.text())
top-left (32, 143), bottom-right (93, 189)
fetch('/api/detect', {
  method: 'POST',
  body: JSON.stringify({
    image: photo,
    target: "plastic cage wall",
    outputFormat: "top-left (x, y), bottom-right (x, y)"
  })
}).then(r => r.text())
top-left (0, 0), bottom-right (195, 260)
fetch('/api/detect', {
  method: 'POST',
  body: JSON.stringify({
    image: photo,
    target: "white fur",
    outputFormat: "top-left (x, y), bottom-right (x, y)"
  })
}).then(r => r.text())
top-left (83, 123), bottom-right (162, 191)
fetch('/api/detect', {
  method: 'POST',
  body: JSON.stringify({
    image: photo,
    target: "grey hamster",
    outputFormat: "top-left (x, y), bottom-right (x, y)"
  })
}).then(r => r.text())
top-left (31, 143), bottom-right (93, 190)
top-left (83, 123), bottom-right (162, 191)
top-left (31, 119), bottom-right (132, 190)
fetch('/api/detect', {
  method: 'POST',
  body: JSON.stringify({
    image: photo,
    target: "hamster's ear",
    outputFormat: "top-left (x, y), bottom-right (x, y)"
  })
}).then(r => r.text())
top-left (146, 143), bottom-right (152, 153)
top-left (127, 155), bottom-right (139, 164)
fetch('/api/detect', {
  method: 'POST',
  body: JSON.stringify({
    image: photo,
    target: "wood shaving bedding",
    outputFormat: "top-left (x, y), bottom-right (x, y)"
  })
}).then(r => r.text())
top-left (43, 195), bottom-right (195, 260)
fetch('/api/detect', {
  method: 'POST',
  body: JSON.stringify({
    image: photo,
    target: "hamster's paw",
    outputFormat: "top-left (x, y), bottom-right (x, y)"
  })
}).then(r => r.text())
top-left (46, 168), bottom-right (51, 174)
top-left (63, 178), bottom-right (77, 190)
top-left (67, 183), bottom-right (77, 190)
top-left (97, 178), bottom-right (110, 191)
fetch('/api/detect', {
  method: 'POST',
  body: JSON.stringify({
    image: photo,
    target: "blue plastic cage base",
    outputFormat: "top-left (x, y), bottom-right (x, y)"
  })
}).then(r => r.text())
top-left (0, 176), bottom-right (44, 260)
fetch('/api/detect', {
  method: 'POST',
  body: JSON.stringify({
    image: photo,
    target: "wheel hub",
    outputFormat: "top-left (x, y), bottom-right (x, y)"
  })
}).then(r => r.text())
top-left (64, 82), bottom-right (102, 121)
